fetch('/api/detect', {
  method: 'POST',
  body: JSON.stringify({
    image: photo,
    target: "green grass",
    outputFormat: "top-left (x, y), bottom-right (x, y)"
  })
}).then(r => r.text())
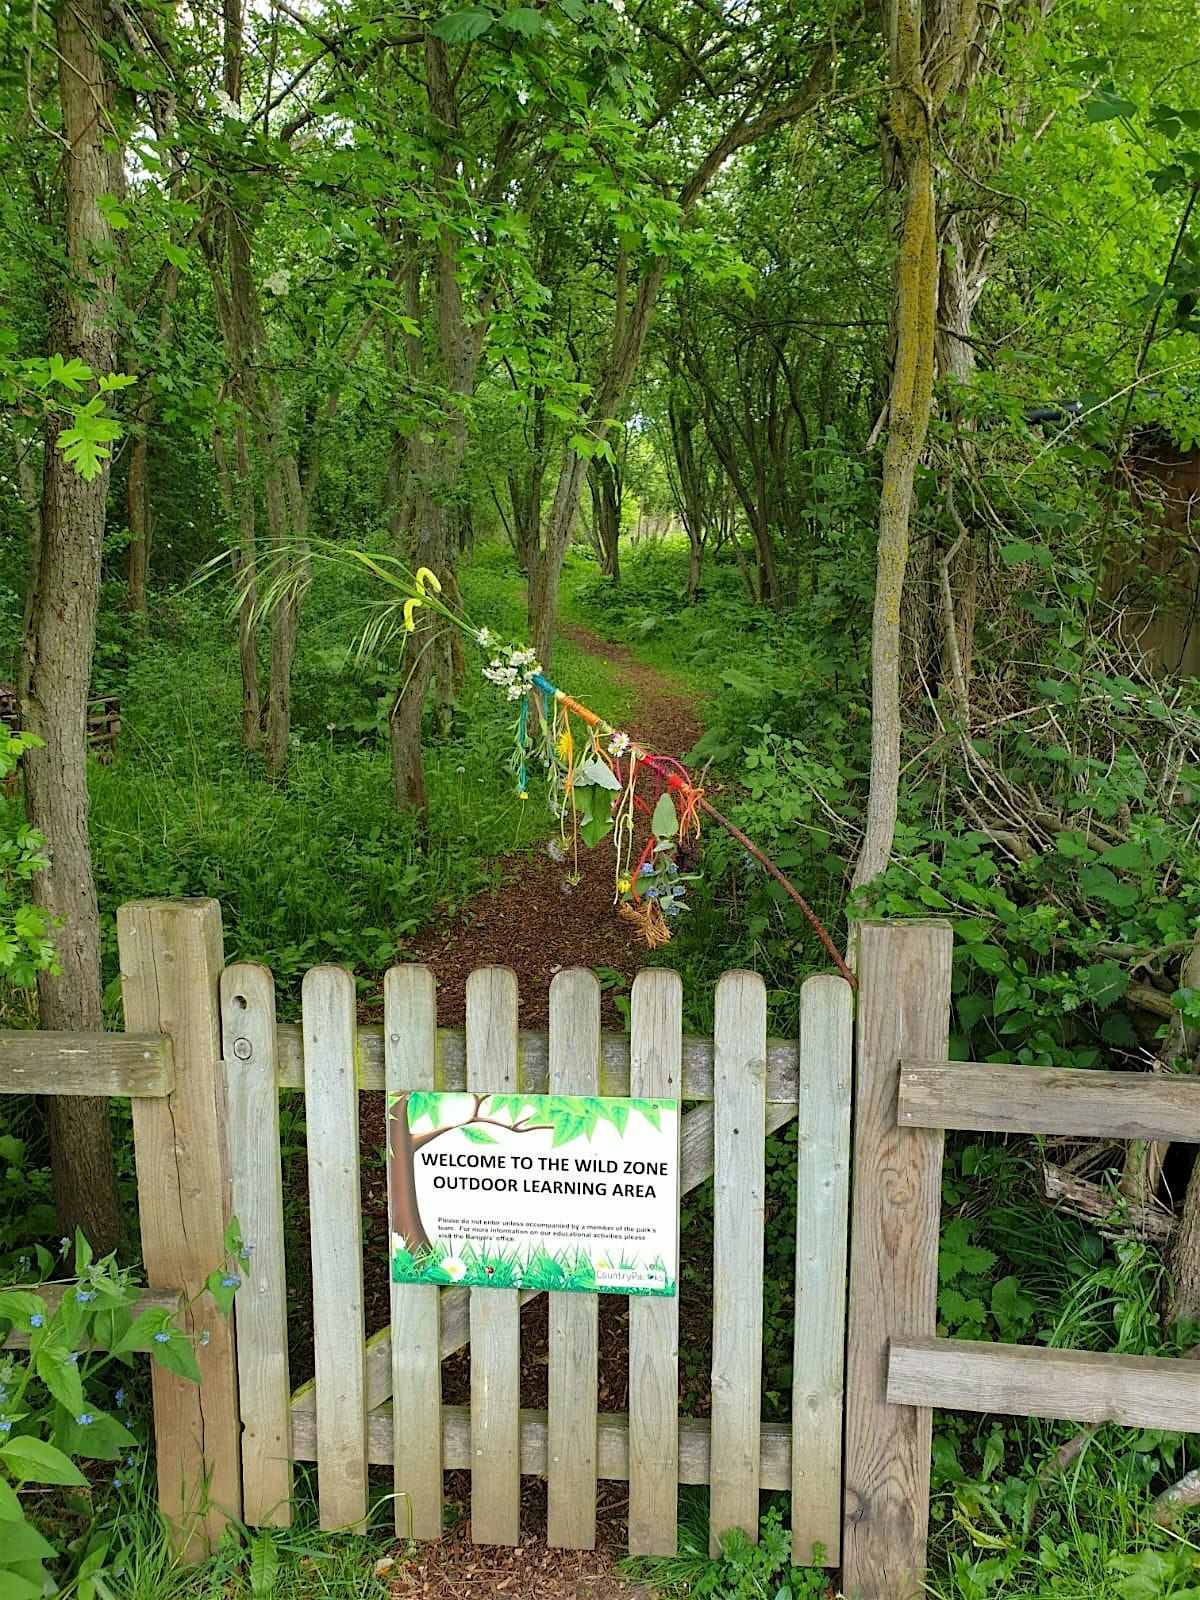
top-left (65, 1455), bottom-right (411, 1599)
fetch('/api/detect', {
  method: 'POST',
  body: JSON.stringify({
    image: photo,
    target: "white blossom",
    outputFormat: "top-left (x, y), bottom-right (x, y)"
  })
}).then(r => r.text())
top-left (214, 89), bottom-right (246, 121)
top-left (263, 270), bottom-right (291, 296)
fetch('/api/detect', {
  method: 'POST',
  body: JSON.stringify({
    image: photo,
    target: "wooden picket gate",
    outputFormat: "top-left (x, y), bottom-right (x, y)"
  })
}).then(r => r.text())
top-left (223, 950), bottom-right (855, 1565)
top-left (22, 900), bottom-right (1200, 1600)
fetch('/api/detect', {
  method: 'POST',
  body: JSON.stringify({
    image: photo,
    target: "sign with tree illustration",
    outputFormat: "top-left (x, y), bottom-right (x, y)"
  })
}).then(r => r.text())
top-left (389, 1091), bottom-right (679, 1295)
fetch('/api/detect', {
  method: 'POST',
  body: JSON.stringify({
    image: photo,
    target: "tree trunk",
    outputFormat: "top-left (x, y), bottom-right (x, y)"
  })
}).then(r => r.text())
top-left (591, 456), bottom-right (621, 583)
top-left (213, 417), bottom-right (262, 749)
top-left (15, 440), bottom-right (42, 688)
top-left (851, 2), bottom-right (943, 891)
top-left (127, 426), bottom-right (150, 616)
top-left (390, 637), bottom-right (434, 812)
top-left (530, 449), bottom-right (590, 667)
top-left (21, 0), bottom-right (123, 1254)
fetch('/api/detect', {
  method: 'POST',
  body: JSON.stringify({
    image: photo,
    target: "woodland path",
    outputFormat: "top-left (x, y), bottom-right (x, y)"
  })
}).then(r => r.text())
top-left (399, 617), bottom-right (704, 1029)
top-left (363, 621), bottom-right (698, 1592)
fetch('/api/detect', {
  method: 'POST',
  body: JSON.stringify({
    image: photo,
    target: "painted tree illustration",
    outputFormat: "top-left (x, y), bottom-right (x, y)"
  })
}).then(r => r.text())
top-left (389, 1092), bottom-right (663, 1254)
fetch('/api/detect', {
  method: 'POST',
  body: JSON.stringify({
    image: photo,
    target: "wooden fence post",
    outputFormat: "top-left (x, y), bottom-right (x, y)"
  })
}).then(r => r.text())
top-left (386, 964), bottom-right (443, 1540)
top-left (842, 921), bottom-right (952, 1600)
top-left (118, 898), bottom-right (242, 1560)
top-left (467, 966), bottom-right (523, 1546)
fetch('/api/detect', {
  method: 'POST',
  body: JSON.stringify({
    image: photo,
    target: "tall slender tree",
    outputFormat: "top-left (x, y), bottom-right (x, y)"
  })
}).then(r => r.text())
top-left (20, 0), bottom-right (124, 1249)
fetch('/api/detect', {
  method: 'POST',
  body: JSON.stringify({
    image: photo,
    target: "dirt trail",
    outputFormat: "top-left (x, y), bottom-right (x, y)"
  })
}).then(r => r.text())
top-left (361, 621), bottom-right (695, 1587)
top-left (400, 618), bottom-right (703, 1030)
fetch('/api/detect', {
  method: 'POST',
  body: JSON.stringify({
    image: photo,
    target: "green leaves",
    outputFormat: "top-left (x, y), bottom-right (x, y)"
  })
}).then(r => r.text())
top-left (1083, 85), bottom-right (1138, 123)
top-left (56, 399), bottom-right (122, 481)
top-left (0, 1437), bottom-right (85, 1486)
top-left (573, 784), bottom-right (615, 848)
top-left (499, 6), bottom-right (544, 36)
top-left (651, 792), bottom-right (677, 839)
top-left (430, 7), bottom-right (494, 43)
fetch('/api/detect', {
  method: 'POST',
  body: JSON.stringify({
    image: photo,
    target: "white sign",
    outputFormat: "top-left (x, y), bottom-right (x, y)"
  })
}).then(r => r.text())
top-left (388, 1091), bottom-right (679, 1296)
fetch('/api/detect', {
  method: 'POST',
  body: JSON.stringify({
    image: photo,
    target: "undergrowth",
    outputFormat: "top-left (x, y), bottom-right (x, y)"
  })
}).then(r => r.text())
top-left (567, 538), bottom-right (1200, 1598)
top-left (86, 545), bottom-right (631, 1011)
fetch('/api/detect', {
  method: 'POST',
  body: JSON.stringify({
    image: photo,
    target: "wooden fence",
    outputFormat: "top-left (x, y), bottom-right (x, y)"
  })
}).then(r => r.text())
top-left (232, 946), bottom-right (855, 1564)
top-left (7, 902), bottom-right (1200, 1600)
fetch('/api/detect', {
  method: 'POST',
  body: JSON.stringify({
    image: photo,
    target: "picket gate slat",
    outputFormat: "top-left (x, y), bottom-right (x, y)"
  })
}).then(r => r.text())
top-left (791, 973), bottom-right (853, 1566)
top-left (222, 962), bottom-right (292, 1527)
top-left (386, 966), bottom-right (443, 1540)
top-left (709, 971), bottom-right (767, 1555)
top-left (467, 967), bottom-right (522, 1546)
top-left (627, 968), bottom-right (683, 1558)
top-left (547, 969), bottom-right (601, 1550)
top-left (303, 965), bottom-right (368, 1532)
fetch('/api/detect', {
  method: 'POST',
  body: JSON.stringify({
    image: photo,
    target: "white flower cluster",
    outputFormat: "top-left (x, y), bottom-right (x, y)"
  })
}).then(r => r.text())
top-left (482, 645), bottom-right (541, 701)
top-left (607, 730), bottom-right (631, 758)
top-left (214, 89), bottom-right (247, 122)
top-left (263, 270), bottom-right (290, 296)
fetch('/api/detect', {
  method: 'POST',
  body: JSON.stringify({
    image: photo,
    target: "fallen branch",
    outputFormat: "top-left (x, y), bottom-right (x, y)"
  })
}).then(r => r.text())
top-left (1126, 984), bottom-right (1176, 1022)
top-left (1153, 1466), bottom-right (1200, 1525)
top-left (1041, 1162), bottom-right (1175, 1243)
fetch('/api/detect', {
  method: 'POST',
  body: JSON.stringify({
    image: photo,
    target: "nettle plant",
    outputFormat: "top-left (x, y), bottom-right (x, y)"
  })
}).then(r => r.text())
top-left (0, 1224), bottom-right (245, 1598)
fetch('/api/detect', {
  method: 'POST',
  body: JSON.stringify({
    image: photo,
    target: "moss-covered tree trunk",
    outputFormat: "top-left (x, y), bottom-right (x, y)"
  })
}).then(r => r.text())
top-left (851, 0), bottom-right (981, 890)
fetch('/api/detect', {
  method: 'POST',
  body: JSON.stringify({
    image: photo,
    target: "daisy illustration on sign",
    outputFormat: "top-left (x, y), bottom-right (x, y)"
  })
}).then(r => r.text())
top-left (388, 1090), bottom-right (680, 1296)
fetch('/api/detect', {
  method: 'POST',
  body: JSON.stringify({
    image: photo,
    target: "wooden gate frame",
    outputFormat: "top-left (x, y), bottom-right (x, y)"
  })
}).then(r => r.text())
top-left (842, 920), bottom-right (1200, 1600)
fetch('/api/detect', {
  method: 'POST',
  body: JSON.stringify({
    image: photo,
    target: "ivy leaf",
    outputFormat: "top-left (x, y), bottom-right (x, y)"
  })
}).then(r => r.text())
top-left (430, 8), bottom-right (494, 43)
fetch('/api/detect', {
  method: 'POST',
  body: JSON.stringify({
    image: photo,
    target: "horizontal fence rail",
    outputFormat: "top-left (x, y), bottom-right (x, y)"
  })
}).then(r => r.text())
top-left (273, 1023), bottom-right (803, 1103)
top-left (0, 1029), bottom-right (173, 1096)
top-left (888, 1338), bottom-right (1200, 1431)
top-left (899, 1059), bottom-right (1200, 1142)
